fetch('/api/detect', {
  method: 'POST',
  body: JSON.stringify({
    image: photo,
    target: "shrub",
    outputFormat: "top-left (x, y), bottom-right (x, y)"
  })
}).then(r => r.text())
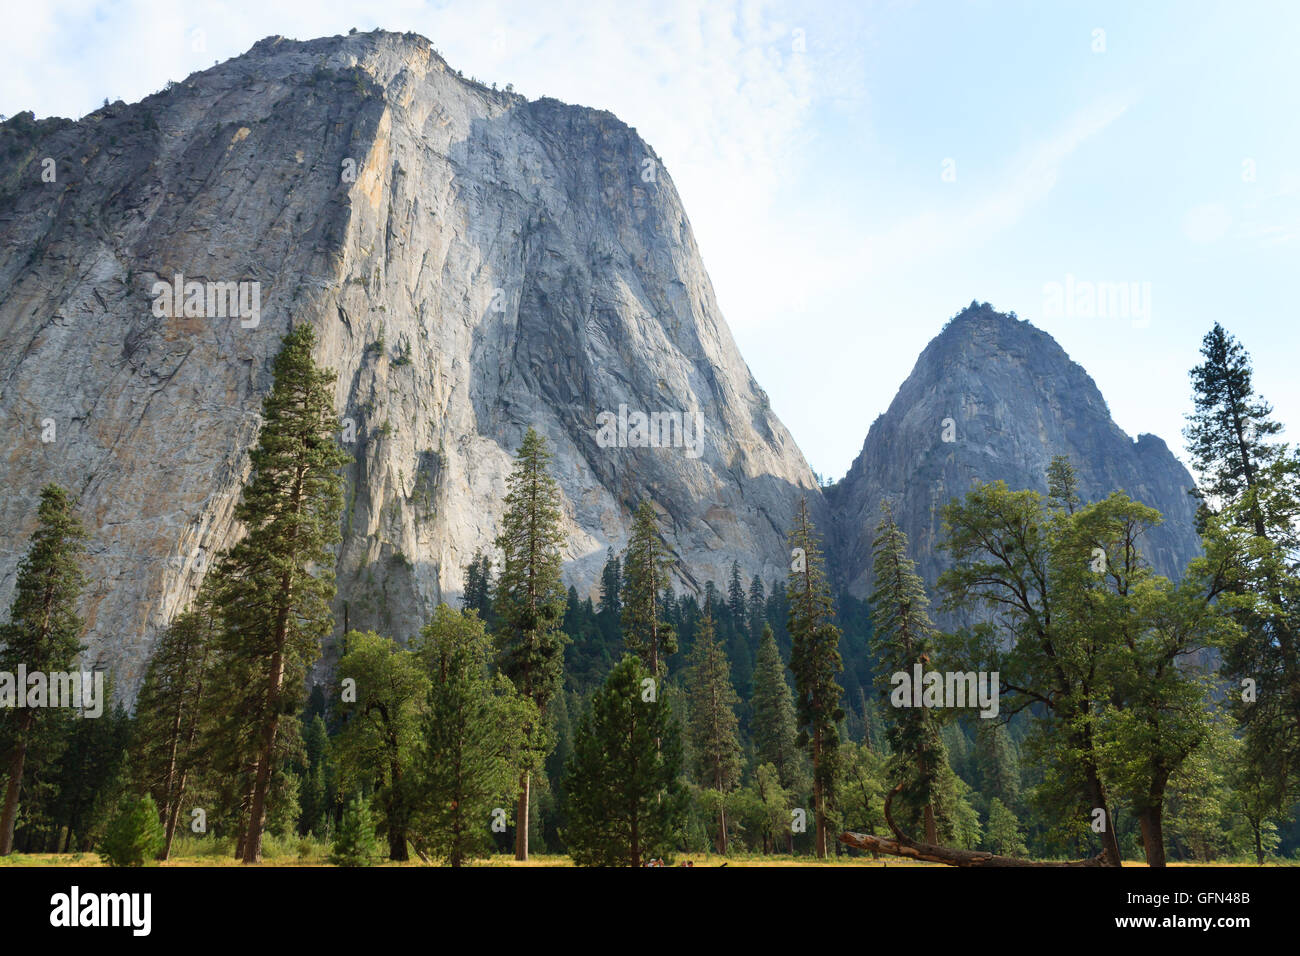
top-left (98, 795), bottom-right (165, 866)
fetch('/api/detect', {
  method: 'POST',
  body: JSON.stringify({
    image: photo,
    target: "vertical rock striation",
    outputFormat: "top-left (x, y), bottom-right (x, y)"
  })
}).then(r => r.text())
top-left (0, 31), bottom-right (818, 695)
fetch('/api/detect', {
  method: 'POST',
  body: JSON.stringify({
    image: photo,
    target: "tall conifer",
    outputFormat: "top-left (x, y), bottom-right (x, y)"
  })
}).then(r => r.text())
top-left (785, 495), bottom-right (843, 857)
top-left (132, 585), bottom-right (217, 859)
top-left (493, 427), bottom-right (568, 860)
top-left (1185, 323), bottom-right (1300, 804)
top-left (869, 506), bottom-right (950, 844)
top-left (564, 655), bottom-right (684, 866)
top-left (620, 502), bottom-right (676, 679)
top-left (209, 324), bottom-right (350, 863)
top-left (0, 484), bottom-right (87, 855)
top-left (686, 611), bottom-right (741, 852)
top-left (751, 624), bottom-right (801, 794)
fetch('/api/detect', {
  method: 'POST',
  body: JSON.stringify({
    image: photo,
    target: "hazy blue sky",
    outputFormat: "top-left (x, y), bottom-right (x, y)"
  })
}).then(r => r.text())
top-left (5, 1), bottom-right (1297, 481)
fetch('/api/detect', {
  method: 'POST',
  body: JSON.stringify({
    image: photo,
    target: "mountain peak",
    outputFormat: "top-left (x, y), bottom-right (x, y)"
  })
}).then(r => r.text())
top-left (829, 306), bottom-right (1200, 600)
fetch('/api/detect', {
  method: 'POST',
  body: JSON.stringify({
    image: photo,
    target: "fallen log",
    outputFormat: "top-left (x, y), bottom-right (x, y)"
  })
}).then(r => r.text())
top-left (838, 830), bottom-right (1109, 867)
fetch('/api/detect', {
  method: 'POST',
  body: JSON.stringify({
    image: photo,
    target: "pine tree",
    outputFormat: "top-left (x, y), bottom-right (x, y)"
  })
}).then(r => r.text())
top-left (207, 324), bottom-right (351, 863)
top-left (492, 427), bottom-right (569, 860)
top-left (1184, 323), bottom-right (1300, 804)
top-left (785, 495), bottom-right (843, 858)
top-left (620, 502), bottom-right (676, 679)
top-left (1163, 714), bottom-right (1251, 863)
top-left (0, 484), bottom-right (87, 855)
top-left (747, 576), bottom-right (767, 645)
top-left (413, 605), bottom-right (533, 867)
top-left (767, 580), bottom-right (791, 650)
top-left (973, 722), bottom-right (1021, 811)
top-left (686, 611), bottom-right (741, 853)
top-left (131, 588), bottom-right (216, 859)
top-left (1047, 453), bottom-right (1082, 513)
top-left (298, 714), bottom-right (334, 838)
top-left (597, 549), bottom-right (622, 651)
top-left (98, 794), bottom-right (165, 867)
top-left (563, 655), bottom-right (685, 866)
top-left (542, 688), bottom-right (575, 852)
top-left (46, 686), bottom-right (131, 854)
top-left (751, 624), bottom-right (801, 795)
top-left (330, 792), bottom-right (380, 866)
top-left (869, 505), bottom-right (950, 844)
top-left (334, 630), bottom-right (428, 861)
top-left (727, 561), bottom-right (747, 637)
top-left (462, 550), bottom-right (495, 626)
top-left (1185, 323), bottom-right (1295, 533)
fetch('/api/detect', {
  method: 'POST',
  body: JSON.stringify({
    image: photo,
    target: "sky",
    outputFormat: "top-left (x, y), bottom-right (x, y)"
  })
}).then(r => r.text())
top-left (4, 0), bottom-right (1298, 482)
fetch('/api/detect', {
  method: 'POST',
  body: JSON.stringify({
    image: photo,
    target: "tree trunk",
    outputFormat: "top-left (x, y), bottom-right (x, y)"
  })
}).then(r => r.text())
top-left (164, 652), bottom-right (206, 861)
top-left (388, 821), bottom-right (408, 861)
top-left (242, 663), bottom-right (283, 863)
top-left (1138, 806), bottom-right (1166, 868)
top-left (812, 726), bottom-right (827, 858)
top-left (514, 771), bottom-right (530, 860)
top-left (923, 803), bottom-right (938, 845)
top-left (387, 754), bottom-right (408, 861)
top-left (1082, 764), bottom-right (1123, 866)
top-left (161, 769), bottom-right (188, 860)
top-left (839, 830), bottom-right (1107, 866)
top-left (450, 809), bottom-right (463, 868)
top-left (0, 713), bottom-right (34, 855)
top-left (157, 694), bottom-right (184, 849)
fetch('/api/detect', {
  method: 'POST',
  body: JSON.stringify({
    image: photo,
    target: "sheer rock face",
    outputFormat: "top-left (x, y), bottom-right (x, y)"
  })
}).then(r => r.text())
top-left (0, 33), bottom-right (1201, 702)
top-left (0, 31), bottom-right (818, 695)
top-left (826, 303), bottom-right (1203, 604)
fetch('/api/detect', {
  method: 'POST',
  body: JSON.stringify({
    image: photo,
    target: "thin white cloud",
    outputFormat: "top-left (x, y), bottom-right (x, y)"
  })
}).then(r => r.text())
top-left (864, 92), bottom-right (1137, 275)
top-left (721, 91), bottom-right (1137, 340)
top-left (2, 0), bottom-right (827, 336)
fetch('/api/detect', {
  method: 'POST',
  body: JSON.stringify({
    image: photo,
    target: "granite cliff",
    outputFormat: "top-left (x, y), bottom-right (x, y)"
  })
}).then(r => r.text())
top-left (0, 33), bottom-right (1202, 698)
top-left (0, 31), bottom-right (818, 694)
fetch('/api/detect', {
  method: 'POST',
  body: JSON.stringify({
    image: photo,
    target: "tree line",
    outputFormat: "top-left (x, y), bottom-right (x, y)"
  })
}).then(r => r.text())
top-left (1, 320), bottom-right (1298, 866)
